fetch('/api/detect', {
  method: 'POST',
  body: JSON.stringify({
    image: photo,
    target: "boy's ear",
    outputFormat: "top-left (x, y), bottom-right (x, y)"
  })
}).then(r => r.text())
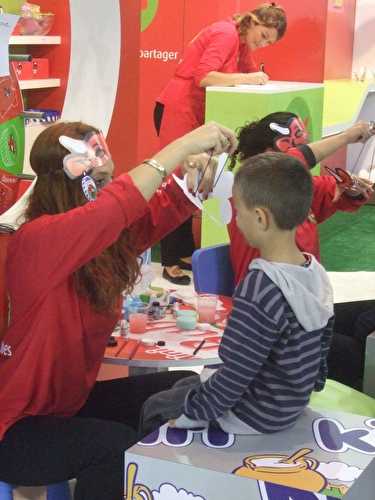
top-left (255, 207), bottom-right (269, 230)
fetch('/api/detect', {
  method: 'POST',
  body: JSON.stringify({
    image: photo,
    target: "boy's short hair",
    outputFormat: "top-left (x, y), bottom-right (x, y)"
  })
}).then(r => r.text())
top-left (233, 152), bottom-right (313, 230)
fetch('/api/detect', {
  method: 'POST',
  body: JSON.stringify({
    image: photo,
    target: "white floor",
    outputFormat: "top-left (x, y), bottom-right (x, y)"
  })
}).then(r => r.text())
top-left (150, 261), bottom-right (375, 303)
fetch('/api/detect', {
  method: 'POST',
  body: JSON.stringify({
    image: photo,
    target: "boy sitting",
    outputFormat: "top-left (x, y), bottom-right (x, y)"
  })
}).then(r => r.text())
top-left (141, 152), bottom-right (334, 435)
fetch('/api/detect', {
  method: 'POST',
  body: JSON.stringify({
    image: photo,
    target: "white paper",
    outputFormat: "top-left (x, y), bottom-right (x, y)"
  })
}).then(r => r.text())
top-left (173, 162), bottom-right (234, 224)
top-left (1, 14), bottom-right (19, 77)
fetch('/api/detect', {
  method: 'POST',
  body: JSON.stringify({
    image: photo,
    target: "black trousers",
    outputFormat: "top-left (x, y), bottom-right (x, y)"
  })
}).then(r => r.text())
top-left (0, 371), bottom-right (193, 500)
top-left (328, 300), bottom-right (375, 389)
top-left (153, 102), bottom-right (196, 267)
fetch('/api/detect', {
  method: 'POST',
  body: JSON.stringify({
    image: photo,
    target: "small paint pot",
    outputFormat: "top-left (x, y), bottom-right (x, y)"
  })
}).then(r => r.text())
top-left (176, 314), bottom-right (197, 330)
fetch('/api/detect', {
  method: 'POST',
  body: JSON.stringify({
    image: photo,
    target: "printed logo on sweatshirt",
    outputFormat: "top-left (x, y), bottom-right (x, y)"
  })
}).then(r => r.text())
top-left (0, 341), bottom-right (12, 358)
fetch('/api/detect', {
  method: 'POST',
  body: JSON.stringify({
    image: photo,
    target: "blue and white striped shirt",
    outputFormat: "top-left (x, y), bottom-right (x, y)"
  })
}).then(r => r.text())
top-left (184, 269), bottom-right (334, 433)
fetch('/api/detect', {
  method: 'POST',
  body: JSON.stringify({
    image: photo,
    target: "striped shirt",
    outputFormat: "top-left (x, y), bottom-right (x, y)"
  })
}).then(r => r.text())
top-left (184, 270), bottom-right (334, 433)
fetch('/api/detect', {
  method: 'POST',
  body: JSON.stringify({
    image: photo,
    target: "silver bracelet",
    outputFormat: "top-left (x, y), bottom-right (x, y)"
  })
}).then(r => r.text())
top-left (143, 158), bottom-right (167, 180)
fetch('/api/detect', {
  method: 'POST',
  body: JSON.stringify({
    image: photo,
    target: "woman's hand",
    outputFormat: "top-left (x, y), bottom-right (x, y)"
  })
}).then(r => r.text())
top-left (242, 71), bottom-right (269, 85)
top-left (182, 153), bottom-right (218, 199)
top-left (178, 121), bottom-right (238, 157)
top-left (129, 122), bottom-right (236, 202)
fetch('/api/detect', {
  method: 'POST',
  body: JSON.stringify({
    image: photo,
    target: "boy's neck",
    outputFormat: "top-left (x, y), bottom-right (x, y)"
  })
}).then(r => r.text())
top-left (257, 230), bottom-right (306, 266)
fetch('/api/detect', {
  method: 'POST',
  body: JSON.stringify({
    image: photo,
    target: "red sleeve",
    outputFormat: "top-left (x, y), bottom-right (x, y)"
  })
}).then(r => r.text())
top-left (10, 174), bottom-right (195, 295)
top-left (311, 176), bottom-right (367, 223)
top-left (193, 26), bottom-right (239, 85)
top-left (128, 176), bottom-right (196, 254)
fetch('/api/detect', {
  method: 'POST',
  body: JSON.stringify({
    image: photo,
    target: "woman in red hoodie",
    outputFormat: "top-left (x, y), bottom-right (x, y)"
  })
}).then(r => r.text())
top-left (227, 111), bottom-right (375, 389)
top-left (0, 120), bottom-right (236, 500)
top-left (155, 3), bottom-right (287, 285)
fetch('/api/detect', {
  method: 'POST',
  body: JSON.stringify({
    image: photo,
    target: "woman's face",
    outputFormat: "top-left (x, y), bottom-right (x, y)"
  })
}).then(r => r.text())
top-left (244, 24), bottom-right (278, 51)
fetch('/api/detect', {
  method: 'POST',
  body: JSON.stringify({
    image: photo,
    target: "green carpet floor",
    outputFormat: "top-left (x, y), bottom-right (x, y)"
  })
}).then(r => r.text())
top-left (320, 205), bottom-right (375, 271)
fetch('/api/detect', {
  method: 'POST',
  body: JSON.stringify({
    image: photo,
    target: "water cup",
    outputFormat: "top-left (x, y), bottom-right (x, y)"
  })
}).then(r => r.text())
top-left (197, 294), bottom-right (218, 323)
top-left (129, 312), bottom-right (148, 334)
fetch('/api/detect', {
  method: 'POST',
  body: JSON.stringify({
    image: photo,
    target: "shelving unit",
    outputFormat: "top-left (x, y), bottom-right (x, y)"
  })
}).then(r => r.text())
top-left (9, 35), bottom-right (61, 45)
top-left (19, 78), bottom-right (61, 90)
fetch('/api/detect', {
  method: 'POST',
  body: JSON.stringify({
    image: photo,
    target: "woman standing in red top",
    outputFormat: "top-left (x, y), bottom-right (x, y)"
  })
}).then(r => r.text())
top-left (0, 120), bottom-right (237, 500)
top-left (154, 3), bottom-right (287, 285)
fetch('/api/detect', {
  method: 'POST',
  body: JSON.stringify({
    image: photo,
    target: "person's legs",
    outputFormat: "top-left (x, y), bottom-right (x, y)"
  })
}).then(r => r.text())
top-left (330, 300), bottom-right (375, 389)
top-left (77, 370), bottom-right (195, 430)
top-left (0, 415), bottom-right (136, 500)
top-left (334, 300), bottom-right (375, 337)
top-left (160, 217), bottom-right (195, 284)
top-left (0, 371), bottom-right (194, 500)
top-left (327, 331), bottom-right (363, 390)
top-left (156, 103), bottom-right (200, 285)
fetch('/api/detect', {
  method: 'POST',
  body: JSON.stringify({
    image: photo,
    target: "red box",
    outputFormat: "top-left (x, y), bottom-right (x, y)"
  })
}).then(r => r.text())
top-left (31, 58), bottom-right (50, 79)
top-left (11, 61), bottom-right (33, 80)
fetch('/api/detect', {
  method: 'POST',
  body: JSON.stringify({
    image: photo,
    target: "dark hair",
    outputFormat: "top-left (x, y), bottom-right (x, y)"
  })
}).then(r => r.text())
top-left (233, 152), bottom-right (313, 230)
top-left (228, 111), bottom-right (297, 170)
top-left (234, 3), bottom-right (287, 40)
top-left (25, 121), bottom-right (140, 314)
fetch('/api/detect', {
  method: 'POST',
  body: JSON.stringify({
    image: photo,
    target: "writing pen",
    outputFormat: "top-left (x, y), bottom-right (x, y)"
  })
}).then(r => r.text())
top-left (193, 339), bottom-right (206, 355)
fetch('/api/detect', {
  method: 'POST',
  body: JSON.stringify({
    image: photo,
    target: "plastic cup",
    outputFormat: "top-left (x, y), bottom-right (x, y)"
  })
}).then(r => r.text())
top-left (197, 294), bottom-right (218, 323)
top-left (129, 312), bottom-right (148, 334)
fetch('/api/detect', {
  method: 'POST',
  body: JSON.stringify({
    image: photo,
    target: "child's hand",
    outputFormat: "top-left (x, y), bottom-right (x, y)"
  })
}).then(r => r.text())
top-left (168, 419), bottom-right (176, 427)
top-left (345, 175), bottom-right (374, 199)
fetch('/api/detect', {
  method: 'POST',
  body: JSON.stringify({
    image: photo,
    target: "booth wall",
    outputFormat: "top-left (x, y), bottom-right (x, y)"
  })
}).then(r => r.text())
top-left (352, 0), bottom-right (375, 77)
top-left (324, 0), bottom-right (357, 79)
top-left (137, 0), bottom-right (329, 163)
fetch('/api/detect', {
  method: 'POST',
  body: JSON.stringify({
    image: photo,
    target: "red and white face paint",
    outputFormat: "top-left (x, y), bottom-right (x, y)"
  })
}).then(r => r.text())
top-left (270, 117), bottom-right (308, 153)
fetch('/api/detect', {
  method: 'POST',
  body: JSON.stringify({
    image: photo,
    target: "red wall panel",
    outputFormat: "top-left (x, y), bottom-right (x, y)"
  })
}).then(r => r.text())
top-left (26, 0), bottom-right (70, 112)
top-left (137, 0), bottom-right (185, 163)
top-left (108, 0), bottom-right (141, 174)
top-left (137, 0), bottom-right (329, 163)
top-left (241, 0), bottom-right (328, 83)
top-left (324, 0), bottom-right (356, 79)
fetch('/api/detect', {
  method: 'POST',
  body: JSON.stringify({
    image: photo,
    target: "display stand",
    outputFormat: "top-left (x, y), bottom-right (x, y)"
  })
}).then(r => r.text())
top-left (125, 408), bottom-right (375, 500)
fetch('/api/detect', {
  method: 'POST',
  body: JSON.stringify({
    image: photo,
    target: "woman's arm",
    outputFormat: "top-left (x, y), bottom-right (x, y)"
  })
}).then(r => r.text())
top-left (128, 122), bottom-right (237, 201)
top-left (11, 123), bottom-right (237, 288)
top-left (200, 70), bottom-right (268, 87)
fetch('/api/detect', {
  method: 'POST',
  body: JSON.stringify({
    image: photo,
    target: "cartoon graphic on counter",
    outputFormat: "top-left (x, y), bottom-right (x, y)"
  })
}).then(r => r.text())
top-left (234, 449), bottom-right (327, 492)
top-left (129, 413), bottom-right (375, 499)
top-left (233, 448), bottom-right (366, 497)
top-left (125, 463), bottom-right (153, 500)
top-left (124, 462), bottom-right (206, 500)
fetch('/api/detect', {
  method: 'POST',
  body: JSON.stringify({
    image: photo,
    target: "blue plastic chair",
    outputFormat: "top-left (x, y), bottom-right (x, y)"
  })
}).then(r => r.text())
top-left (0, 481), bottom-right (71, 499)
top-left (192, 243), bottom-right (235, 296)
